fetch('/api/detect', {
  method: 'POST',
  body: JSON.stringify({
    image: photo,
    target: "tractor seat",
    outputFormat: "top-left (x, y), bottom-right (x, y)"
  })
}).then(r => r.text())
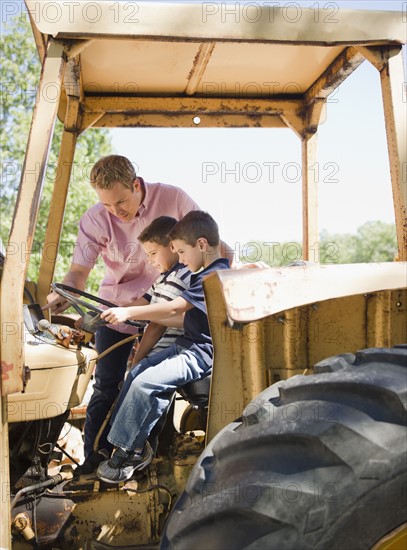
top-left (178, 375), bottom-right (211, 408)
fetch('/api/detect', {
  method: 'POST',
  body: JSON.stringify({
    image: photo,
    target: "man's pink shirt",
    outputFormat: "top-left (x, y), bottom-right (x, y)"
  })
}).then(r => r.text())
top-left (72, 179), bottom-right (199, 309)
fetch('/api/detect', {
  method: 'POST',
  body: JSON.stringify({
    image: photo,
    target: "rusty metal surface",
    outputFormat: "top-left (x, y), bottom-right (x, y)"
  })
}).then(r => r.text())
top-left (24, 3), bottom-right (405, 131)
top-left (304, 46), bottom-right (365, 107)
top-left (1, 397), bottom-right (11, 549)
top-left (209, 262), bottom-right (407, 324)
top-left (372, 523), bottom-right (407, 550)
top-left (9, 479), bottom-right (153, 548)
top-left (25, 2), bottom-right (406, 44)
top-left (302, 133), bottom-right (319, 261)
top-left (0, 39), bottom-right (65, 398)
top-left (185, 42), bottom-right (216, 96)
top-left (36, 128), bottom-right (78, 308)
top-left (9, 446), bottom-right (201, 549)
top-left (204, 268), bottom-right (407, 441)
top-left (11, 494), bottom-right (75, 547)
top-left (379, 48), bottom-right (407, 261)
top-left (79, 95), bottom-right (302, 130)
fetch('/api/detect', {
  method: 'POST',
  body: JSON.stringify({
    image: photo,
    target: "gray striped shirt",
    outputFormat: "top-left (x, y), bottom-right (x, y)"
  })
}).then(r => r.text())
top-left (143, 262), bottom-right (191, 355)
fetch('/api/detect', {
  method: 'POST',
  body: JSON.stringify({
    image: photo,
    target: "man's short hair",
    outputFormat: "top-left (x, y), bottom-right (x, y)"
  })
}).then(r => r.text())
top-left (169, 211), bottom-right (219, 247)
top-left (90, 155), bottom-right (137, 191)
top-left (138, 216), bottom-right (178, 246)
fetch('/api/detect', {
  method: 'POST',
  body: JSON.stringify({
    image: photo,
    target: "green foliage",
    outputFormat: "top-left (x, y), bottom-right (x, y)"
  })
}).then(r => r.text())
top-left (352, 221), bottom-right (399, 262)
top-left (319, 221), bottom-right (398, 263)
top-left (1, 14), bottom-right (112, 293)
top-left (240, 221), bottom-right (398, 266)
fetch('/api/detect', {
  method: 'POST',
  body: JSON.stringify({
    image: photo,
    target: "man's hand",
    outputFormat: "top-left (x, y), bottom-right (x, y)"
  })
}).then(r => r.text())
top-left (41, 264), bottom-right (91, 315)
top-left (101, 307), bottom-right (130, 324)
top-left (42, 291), bottom-right (70, 314)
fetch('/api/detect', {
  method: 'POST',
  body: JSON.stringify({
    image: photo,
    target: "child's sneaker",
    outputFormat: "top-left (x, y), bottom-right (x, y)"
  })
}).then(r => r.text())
top-left (73, 449), bottom-right (109, 478)
top-left (97, 442), bottom-right (153, 483)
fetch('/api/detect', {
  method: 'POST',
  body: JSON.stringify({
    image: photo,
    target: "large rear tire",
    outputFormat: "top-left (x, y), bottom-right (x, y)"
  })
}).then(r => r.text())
top-left (160, 347), bottom-right (407, 550)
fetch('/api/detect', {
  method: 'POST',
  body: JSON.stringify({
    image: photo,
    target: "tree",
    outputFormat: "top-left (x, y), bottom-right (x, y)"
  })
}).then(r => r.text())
top-left (319, 221), bottom-right (397, 263)
top-left (1, 13), bottom-right (112, 292)
top-left (240, 221), bottom-right (397, 266)
top-left (353, 220), bottom-right (398, 262)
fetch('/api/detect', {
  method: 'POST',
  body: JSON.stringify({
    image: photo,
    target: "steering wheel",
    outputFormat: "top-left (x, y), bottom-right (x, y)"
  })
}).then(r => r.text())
top-left (51, 283), bottom-right (145, 329)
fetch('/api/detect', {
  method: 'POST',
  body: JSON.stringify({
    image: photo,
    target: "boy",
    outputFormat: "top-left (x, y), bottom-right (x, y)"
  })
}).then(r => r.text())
top-left (97, 211), bottom-right (229, 483)
top-left (132, 216), bottom-right (190, 363)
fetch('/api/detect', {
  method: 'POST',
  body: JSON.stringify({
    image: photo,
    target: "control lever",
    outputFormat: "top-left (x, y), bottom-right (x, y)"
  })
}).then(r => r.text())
top-left (81, 311), bottom-right (107, 333)
top-left (38, 319), bottom-right (72, 347)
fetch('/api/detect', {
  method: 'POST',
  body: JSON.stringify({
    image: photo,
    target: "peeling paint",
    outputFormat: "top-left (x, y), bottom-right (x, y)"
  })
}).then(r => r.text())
top-left (1, 360), bottom-right (13, 381)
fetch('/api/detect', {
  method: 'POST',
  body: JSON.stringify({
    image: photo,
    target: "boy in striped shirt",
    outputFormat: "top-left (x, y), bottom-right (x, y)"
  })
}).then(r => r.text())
top-left (132, 216), bottom-right (191, 363)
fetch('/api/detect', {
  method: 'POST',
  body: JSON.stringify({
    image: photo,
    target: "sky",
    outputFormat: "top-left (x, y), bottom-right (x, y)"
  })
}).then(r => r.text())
top-left (106, 0), bottom-right (406, 250)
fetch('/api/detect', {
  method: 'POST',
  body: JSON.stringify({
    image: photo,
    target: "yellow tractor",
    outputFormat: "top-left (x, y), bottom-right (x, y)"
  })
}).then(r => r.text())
top-left (1, 2), bottom-right (406, 549)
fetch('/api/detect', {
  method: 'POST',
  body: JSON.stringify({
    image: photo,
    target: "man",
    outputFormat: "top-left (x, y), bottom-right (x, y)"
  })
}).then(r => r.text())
top-left (44, 155), bottom-right (200, 474)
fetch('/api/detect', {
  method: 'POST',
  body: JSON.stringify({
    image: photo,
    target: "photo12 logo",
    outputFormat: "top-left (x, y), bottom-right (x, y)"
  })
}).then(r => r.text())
top-left (1, 1), bottom-right (141, 25)
top-left (202, 161), bottom-right (339, 184)
top-left (201, 2), bottom-right (340, 24)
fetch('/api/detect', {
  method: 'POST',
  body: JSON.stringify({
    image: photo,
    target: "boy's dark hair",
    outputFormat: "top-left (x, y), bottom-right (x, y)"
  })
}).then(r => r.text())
top-left (168, 211), bottom-right (219, 247)
top-left (138, 216), bottom-right (178, 246)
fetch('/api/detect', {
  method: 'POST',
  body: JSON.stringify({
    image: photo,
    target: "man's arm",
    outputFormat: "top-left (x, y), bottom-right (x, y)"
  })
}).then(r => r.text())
top-left (42, 263), bottom-right (91, 314)
top-left (101, 295), bottom-right (192, 324)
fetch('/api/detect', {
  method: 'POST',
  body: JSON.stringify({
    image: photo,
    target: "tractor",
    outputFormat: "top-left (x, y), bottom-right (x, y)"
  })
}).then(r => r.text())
top-left (1, 2), bottom-right (406, 549)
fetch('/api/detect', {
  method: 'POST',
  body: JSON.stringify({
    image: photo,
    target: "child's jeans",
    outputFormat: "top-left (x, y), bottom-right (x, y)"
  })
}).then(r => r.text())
top-left (107, 344), bottom-right (209, 451)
